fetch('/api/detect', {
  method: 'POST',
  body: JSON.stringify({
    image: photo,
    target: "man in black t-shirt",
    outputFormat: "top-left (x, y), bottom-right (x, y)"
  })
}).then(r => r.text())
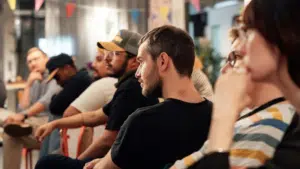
top-left (35, 30), bottom-right (158, 169)
top-left (46, 53), bottom-right (93, 116)
top-left (90, 25), bottom-right (212, 169)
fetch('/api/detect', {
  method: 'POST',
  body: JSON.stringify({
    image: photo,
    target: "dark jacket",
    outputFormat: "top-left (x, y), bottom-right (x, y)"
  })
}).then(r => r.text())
top-left (0, 79), bottom-right (6, 108)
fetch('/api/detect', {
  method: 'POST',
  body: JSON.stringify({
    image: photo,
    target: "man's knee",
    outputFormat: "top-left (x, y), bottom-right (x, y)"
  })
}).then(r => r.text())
top-left (35, 154), bottom-right (88, 169)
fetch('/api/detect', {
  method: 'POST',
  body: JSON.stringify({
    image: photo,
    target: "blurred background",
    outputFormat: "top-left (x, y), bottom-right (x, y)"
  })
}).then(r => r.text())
top-left (0, 0), bottom-right (245, 85)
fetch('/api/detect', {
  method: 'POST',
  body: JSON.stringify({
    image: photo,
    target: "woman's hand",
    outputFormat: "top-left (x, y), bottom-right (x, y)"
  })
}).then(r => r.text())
top-left (208, 68), bottom-right (253, 152)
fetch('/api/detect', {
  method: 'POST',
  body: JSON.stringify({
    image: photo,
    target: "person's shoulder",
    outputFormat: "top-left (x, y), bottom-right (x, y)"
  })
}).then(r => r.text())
top-left (93, 77), bottom-right (118, 86)
top-left (123, 103), bottom-right (163, 125)
top-left (46, 79), bottom-right (61, 90)
top-left (268, 103), bottom-right (295, 123)
top-left (47, 79), bottom-right (59, 86)
top-left (74, 69), bottom-right (92, 82)
top-left (116, 78), bottom-right (141, 96)
top-left (133, 101), bottom-right (169, 117)
top-left (119, 75), bottom-right (139, 89)
top-left (246, 103), bottom-right (295, 126)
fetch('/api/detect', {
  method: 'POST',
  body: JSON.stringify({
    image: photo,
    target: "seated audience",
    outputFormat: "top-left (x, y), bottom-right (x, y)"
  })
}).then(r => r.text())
top-left (61, 48), bottom-right (117, 154)
top-left (47, 53), bottom-right (92, 117)
top-left (3, 47), bottom-right (61, 169)
top-left (63, 48), bottom-right (117, 118)
top-left (34, 30), bottom-right (159, 169)
top-left (41, 53), bottom-right (93, 155)
top-left (86, 25), bottom-right (212, 169)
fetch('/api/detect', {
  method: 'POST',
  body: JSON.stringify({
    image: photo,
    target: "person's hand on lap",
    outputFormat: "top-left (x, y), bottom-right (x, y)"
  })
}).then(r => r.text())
top-left (84, 158), bottom-right (102, 169)
top-left (35, 122), bottom-right (56, 142)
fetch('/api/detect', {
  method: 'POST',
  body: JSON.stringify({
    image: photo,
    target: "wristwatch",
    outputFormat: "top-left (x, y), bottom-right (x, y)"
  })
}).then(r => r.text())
top-left (24, 114), bottom-right (29, 120)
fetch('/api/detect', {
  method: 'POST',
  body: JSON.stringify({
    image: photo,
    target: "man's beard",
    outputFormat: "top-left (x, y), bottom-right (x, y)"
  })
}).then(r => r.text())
top-left (144, 80), bottom-right (163, 98)
top-left (143, 69), bottom-right (163, 98)
top-left (111, 59), bottom-right (128, 78)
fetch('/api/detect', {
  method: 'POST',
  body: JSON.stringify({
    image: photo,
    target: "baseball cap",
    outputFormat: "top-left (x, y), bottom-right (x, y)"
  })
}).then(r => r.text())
top-left (46, 53), bottom-right (74, 82)
top-left (97, 30), bottom-right (142, 56)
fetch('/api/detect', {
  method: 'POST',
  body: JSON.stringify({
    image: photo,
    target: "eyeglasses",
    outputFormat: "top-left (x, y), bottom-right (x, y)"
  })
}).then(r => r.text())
top-left (27, 56), bottom-right (42, 65)
top-left (104, 50), bottom-right (134, 58)
top-left (226, 51), bottom-right (243, 67)
top-left (103, 50), bottom-right (128, 58)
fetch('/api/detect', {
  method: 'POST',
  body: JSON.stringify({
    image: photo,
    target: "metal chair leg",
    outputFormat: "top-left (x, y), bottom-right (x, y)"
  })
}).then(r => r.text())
top-left (29, 150), bottom-right (32, 169)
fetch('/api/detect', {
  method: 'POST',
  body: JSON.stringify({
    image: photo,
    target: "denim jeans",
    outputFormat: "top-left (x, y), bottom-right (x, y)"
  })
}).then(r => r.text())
top-left (39, 114), bottom-right (61, 158)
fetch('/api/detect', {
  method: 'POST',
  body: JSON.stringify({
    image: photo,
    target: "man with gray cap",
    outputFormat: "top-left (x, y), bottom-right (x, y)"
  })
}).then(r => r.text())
top-left (35, 30), bottom-right (158, 169)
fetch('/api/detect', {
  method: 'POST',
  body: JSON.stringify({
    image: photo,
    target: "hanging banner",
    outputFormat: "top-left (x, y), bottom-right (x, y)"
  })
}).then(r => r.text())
top-left (35, 0), bottom-right (44, 11)
top-left (131, 9), bottom-right (140, 24)
top-left (7, 0), bottom-right (16, 10)
top-left (190, 0), bottom-right (201, 12)
top-left (66, 2), bottom-right (76, 18)
top-left (167, 11), bottom-right (171, 22)
top-left (159, 6), bottom-right (169, 20)
top-left (148, 0), bottom-right (172, 30)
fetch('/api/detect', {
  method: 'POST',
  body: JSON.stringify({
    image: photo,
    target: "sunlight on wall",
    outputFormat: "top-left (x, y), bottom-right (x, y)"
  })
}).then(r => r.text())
top-left (83, 7), bottom-right (120, 61)
top-left (38, 37), bottom-right (74, 57)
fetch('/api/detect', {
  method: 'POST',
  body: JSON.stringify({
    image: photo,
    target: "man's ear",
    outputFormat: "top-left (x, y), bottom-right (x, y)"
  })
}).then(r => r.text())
top-left (127, 57), bottom-right (140, 70)
top-left (157, 52), bottom-right (169, 73)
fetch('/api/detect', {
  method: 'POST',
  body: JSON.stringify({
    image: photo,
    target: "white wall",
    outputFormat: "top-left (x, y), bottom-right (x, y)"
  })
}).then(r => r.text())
top-left (171, 0), bottom-right (185, 30)
top-left (205, 2), bottom-right (242, 56)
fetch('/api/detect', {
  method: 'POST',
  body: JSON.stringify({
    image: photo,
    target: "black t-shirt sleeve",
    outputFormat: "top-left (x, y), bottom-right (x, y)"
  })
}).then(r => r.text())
top-left (102, 100), bottom-right (111, 116)
top-left (104, 87), bottom-right (144, 131)
top-left (50, 75), bottom-right (91, 115)
top-left (111, 112), bottom-right (143, 169)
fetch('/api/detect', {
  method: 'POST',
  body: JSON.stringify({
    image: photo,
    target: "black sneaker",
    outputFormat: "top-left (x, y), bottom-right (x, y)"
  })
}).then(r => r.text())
top-left (4, 123), bottom-right (32, 137)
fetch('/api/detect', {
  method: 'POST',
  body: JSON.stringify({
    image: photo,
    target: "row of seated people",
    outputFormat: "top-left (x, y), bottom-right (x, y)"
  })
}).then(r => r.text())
top-left (2, 26), bottom-right (214, 169)
top-left (3, 0), bottom-right (300, 168)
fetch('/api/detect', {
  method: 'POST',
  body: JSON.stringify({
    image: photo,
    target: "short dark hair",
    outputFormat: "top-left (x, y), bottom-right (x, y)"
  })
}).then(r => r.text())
top-left (139, 25), bottom-right (195, 77)
top-left (243, 0), bottom-right (300, 86)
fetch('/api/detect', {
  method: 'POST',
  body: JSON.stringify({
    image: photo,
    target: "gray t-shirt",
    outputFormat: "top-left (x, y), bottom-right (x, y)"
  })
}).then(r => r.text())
top-left (27, 72), bottom-right (61, 116)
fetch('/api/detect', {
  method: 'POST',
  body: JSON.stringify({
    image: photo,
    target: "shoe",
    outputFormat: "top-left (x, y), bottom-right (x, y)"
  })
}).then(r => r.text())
top-left (4, 123), bottom-right (32, 137)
